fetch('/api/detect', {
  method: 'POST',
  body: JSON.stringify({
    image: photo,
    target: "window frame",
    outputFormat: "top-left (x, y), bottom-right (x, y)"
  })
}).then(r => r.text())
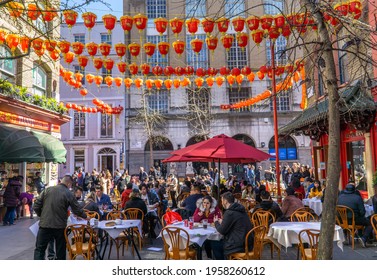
top-left (32, 64), bottom-right (47, 96)
top-left (100, 33), bottom-right (112, 45)
top-left (100, 113), bottom-right (113, 138)
top-left (73, 111), bottom-right (86, 138)
top-left (0, 46), bottom-right (15, 81)
top-left (147, 89), bottom-right (169, 114)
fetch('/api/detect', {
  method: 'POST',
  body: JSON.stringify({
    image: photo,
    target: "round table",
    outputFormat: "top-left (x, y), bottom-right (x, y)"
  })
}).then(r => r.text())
top-left (302, 198), bottom-right (323, 216)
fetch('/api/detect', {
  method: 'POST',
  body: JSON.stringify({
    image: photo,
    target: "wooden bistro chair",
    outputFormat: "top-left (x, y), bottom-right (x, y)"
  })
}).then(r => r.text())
top-left (251, 210), bottom-right (281, 259)
top-left (335, 205), bottom-right (364, 250)
top-left (228, 225), bottom-right (267, 260)
top-left (84, 210), bottom-right (100, 220)
top-left (65, 224), bottom-right (94, 260)
top-left (371, 214), bottom-right (377, 239)
top-left (161, 226), bottom-right (197, 260)
top-left (123, 208), bottom-right (145, 254)
top-left (298, 229), bottom-right (320, 260)
top-left (290, 209), bottom-right (317, 222)
top-left (106, 211), bottom-right (126, 259)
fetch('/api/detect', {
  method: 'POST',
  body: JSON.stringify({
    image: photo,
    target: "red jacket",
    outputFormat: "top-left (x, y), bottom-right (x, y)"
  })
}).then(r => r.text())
top-left (121, 189), bottom-right (133, 209)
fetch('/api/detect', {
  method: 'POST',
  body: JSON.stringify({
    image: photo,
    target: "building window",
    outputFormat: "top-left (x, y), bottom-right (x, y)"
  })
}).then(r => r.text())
top-left (147, 90), bottom-right (169, 114)
top-left (186, 0), bottom-right (206, 18)
top-left (225, 0), bottom-right (245, 18)
top-left (100, 33), bottom-right (112, 45)
top-left (264, 0), bottom-right (283, 15)
top-left (101, 113), bottom-right (113, 137)
top-left (32, 64), bottom-right (47, 96)
top-left (269, 89), bottom-right (291, 111)
top-left (228, 87), bottom-right (251, 111)
top-left (186, 34), bottom-right (208, 69)
top-left (146, 35), bottom-right (168, 67)
top-left (74, 150), bottom-right (85, 169)
top-left (268, 136), bottom-right (297, 160)
top-left (187, 87), bottom-right (210, 112)
top-left (227, 34), bottom-right (248, 69)
top-left (73, 112), bottom-right (86, 138)
top-left (146, 0), bottom-right (167, 18)
top-left (73, 34), bottom-right (85, 44)
top-left (266, 37), bottom-right (287, 65)
top-left (74, 65), bottom-right (85, 85)
top-left (0, 46), bottom-right (15, 82)
top-left (101, 66), bottom-right (112, 84)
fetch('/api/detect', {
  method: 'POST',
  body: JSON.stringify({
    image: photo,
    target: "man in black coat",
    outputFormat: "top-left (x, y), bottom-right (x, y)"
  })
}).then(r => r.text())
top-left (214, 192), bottom-right (252, 258)
top-left (337, 184), bottom-right (373, 247)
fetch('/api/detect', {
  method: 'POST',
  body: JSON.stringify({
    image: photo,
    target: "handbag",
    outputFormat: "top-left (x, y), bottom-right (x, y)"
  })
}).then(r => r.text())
top-left (163, 208), bottom-right (182, 225)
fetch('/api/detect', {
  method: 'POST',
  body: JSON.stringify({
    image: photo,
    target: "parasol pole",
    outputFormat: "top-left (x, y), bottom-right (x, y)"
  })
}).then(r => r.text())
top-left (217, 158), bottom-right (221, 202)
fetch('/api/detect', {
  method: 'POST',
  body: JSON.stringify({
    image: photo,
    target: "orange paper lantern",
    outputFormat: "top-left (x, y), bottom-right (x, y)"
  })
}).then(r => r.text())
top-left (145, 79), bottom-right (154, 89)
top-left (143, 42), bottom-right (156, 57)
top-left (125, 78), bottom-right (133, 89)
top-left (181, 77), bottom-right (191, 87)
top-left (75, 72), bottom-right (84, 83)
top-left (99, 42), bottom-right (111, 57)
top-left (6, 2), bottom-right (24, 18)
top-left (44, 39), bottom-right (57, 52)
top-left (27, 4), bottom-right (41, 21)
top-left (154, 17), bottom-right (168, 35)
top-left (164, 79), bottom-right (173, 90)
top-left (49, 50), bottom-right (60, 61)
top-left (104, 76), bottom-right (113, 87)
top-left (80, 89), bottom-right (88, 97)
top-left (227, 75), bottom-right (235, 87)
top-left (82, 12), bottom-right (97, 31)
top-left (58, 40), bottom-right (71, 54)
top-left (86, 74), bottom-right (95, 84)
top-left (236, 74), bottom-right (244, 85)
top-left (63, 10), bottom-right (78, 28)
top-left (5, 34), bottom-right (19, 54)
top-left (206, 77), bottom-right (214, 87)
top-left (173, 79), bottom-right (180, 89)
top-left (72, 41), bottom-right (84, 55)
top-left (195, 77), bottom-right (204, 88)
top-left (186, 18), bottom-right (200, 35)
top-left (170, 18), bottom-right (184, 37)
top-left (216, 76), bottom-right (225, 87)
top-left (134, 78), bottom-right (143, 89)
top-left (32, 38), bottom-right (44, 51)
top-left (41, 7), bottom-right (58, 22)
top-left (247, 72), bottom-right (255, 83)
top-left (257, 71), bottom-right (265, 80)
top-left (120, 15), bottom-right (133, 33)
top-left (20, 36), bottom-right (30, 53)
top-left (102, 14), bottom-right (117, 34)
top-left (94, 75), bottom-right (103, 86)
top-left (115, 43), bottom-right (127, 59)
top-left (172, 40), bottom-right (185, 57)
top-left (64, 52), bottom-right (75, 64)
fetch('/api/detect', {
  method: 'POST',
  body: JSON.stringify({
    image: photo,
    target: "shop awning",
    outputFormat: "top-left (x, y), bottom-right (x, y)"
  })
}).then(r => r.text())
top-left (279, 81), bottom-right (376, 135)
top-left (0, 125), bottom-right (45, 163)
top-left (30, 131), bottom-right (67, 163)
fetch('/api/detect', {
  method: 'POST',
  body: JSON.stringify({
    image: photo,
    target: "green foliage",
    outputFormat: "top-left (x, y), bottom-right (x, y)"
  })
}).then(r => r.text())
top-left (373, 169), bottom-right (377, 187)
top-left (0, 79), bottom-right (67, 115)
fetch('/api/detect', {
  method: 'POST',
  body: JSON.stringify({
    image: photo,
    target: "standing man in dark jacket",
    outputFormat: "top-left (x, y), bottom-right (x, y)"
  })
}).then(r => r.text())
top-left (214, 192), bottom-right (252, 258)
top-left (33, 172), bottom-right (46, 195)
top-left (3, 176), bottom-right (21, 225)
top-left (337, 184), bottom-right (373, 247)
top-left (33, 175), bottom-right (88, 260)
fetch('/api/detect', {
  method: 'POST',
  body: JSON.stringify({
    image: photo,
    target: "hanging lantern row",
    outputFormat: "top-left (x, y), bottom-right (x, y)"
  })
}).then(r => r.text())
top-left (220, 73), bottom-right (300, 110)
top-left (65, 101), bottom-right (124, 114)
top-left (5, 2), bottom-right (59, 21)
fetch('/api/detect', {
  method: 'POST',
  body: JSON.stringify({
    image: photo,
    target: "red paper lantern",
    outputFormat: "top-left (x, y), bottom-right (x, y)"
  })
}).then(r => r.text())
top-left (20, 36), bottom-right (30, 53)
top-left (152, 65), bottom-right (163, 76)
top-left (72, 41), bottom-right (84, 55)
top-left (143, 42), bottom-right (156, 57)
top-left (32, 38), bottom-right (44, 51)
top-left (349, 0), bottom-right (362, 19)
top-left (172, 40), bottom-right (185, 57)
top-left (164, 66), bottom-right (174, 77)
top-left (99, 42), bottom-right (111, 57)
top-left (205, 36), bottom-right (218, 54)
top-left (120, 15), bottom-right (133, 33)
top-left (27, 4), bottom-right (41, 21)
top-left (207, 67), bottom-right (218, 76)
top-left (5, 34), bottom-right (19, 54)
top-left (115, 43), bottom-right (127, 59)
top-left (170, 17), bottom-right (184, 37)
top-left (217, 17), bottom-right (230, 35)
top-left (128, 42), bottom-right (141, 57)
top-left (186, 18), bottom-right (200, 35)
top-left (86, 42), bottom-right (98, 57)
top-left (241, 66), bottom-right (252, 76)
top-left (80, 89), bottom-right (88, 97)
top-left (102, 14), bottom-right (117, 34)
top-left (157, 42), bottom-right (169, 57)
top-left (231, 16), bottom-right (246, 33)
top-left (285, 64), bottom-right (294, 73)
top-left (334, 3), bottom-right (348, 16)
top-left (260, 15), bottom-right (274, 32)
top-left (140, 63), bottom-right (150, 75)
top-left (220, 66), bottom-right (230, 76)
top-left (82, 12), bottom-right (96, 31)
top-left (104, 58), bottom-right (114, 72)
top-left (78, 55), bottom-right (89, 69)
top-left (134, 14), bottom-right (148, 33)
top-left (63, 10), bottom-right (78, 28)
top-left (231, 68), bottom-right (241, 77)
top-left (93, 58), bottom-right (103, 71)
top-left (196, 68), bottom-right (206, 77)
top-left (66, 103), bottom-right (73, 109)
top-left (185, 66), bottom-right (194, 76)
top-left (190, 39), bottom-right (203, 54)
top-left (117, 61), bottom-right (127, 74)
top-left (268, 27), bottom-right (280, 41)
top-left (44, 39), bottom-right (57, 52)
top-left (175, 66), bottom-right (185, 76)
top-left (64, 52), bottom-right (75, 64)
top-left (251, 30), bottom-right (264, 46)
top-left (259, 65), bottom-right (267, 74)
top-left (154, 17), bottom-right (168, 35)
top-left (281, 24), bottom-right (292, 39)
top-left (129, 63), bottom-right (139, 75)
top-left (202, 18), bottom-right (215, 35)
top-left (6, 2), bottom-right (24, 18)
top-left (221, 34), bottom-right (233, 51)
top-left (246, 16), bottom-right (260, 31)
top-left (274, 14), bottom-right (286, 30)
top-left (41, 7), bottom-right (58, 22)
top-left (236, 32), bottom-right (248, 50)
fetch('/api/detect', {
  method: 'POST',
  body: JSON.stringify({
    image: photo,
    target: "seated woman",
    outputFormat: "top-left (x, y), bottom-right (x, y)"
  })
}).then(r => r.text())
top-left (193, 195), bottom-right (222, 223)
top-left (82, 191), bottom-right (101, 218)
top-left (281, 187), bottom-right (304, 220)
top-left (309, 180), bottom-right (323, 199)
top-left (125, 189), bottom-right (148, 233)
top-left (241, 184), bottom-right (254, 200)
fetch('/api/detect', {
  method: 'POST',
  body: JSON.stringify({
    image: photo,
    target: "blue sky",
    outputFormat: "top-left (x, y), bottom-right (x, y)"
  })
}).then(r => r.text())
top-left (77, 0), bottom-right (123, 21)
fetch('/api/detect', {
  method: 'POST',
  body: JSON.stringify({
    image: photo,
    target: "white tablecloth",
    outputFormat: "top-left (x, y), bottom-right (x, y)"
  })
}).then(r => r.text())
top-left (268, 222), bottom-right (345, 251)
top-left (97, 220), bottom-right (142, 239)
top-left (161, 221), bottom-right (222, 247)
top-left (302, 198), bottom-right (323, 216)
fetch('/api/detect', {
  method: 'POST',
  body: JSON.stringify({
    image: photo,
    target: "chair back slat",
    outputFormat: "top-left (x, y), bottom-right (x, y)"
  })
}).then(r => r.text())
top-left (124, 208), bottom-right (144, 221)
top-left (161, 226), bottom-right (190, 260)
top-left (291, 210), bottom-right (316, 222)
top-left (298, 229), bottom-right (320, 260)
top-left (251, 210), bottom-right (275, 230)
top-left (106, 210), bottom-right (126, 220)
top-left (246, 225), bottom-right (266, 260)
top-left (371, 214), bottom-right (377, 239)
top-left (64, 224), bottom-right (93, 260)
top-left (336, 205), bottom-right (355, 228)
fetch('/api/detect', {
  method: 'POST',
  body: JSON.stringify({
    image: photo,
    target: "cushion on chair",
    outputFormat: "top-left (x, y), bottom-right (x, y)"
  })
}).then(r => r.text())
top-left (168, 248), bottom-right (196, 259)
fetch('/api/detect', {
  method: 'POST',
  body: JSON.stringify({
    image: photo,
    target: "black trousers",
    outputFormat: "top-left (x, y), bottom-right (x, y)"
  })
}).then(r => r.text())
top-left (34, 227), bottom-right (66, 260)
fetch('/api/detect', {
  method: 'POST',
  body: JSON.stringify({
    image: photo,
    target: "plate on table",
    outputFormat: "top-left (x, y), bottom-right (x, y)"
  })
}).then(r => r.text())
top-left (105, 221), bottom-right (116, 227)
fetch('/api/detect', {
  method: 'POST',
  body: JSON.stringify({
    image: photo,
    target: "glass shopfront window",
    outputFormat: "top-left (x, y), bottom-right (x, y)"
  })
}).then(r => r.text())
top-left (346, 140), bottom-right (366, 190)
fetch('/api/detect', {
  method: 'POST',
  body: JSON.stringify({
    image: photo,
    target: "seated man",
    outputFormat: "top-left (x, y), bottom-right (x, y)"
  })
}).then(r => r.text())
top-left (337, 184), bottom-right (373, 247)
top-left (16, 190), bottom-right (34, 219)
top-left (95, 185), bottom-right (113, 220)
top-left (140, 184), bottom-right (160, 238)
top-left (253, 190), bottom-right (283, 221)
top-left (181, 184), bottom-right (204, 217)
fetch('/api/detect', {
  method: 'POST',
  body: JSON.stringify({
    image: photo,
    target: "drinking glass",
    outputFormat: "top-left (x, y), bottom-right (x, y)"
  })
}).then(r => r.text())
top-left (202, 219), bottom-right (208, 229)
